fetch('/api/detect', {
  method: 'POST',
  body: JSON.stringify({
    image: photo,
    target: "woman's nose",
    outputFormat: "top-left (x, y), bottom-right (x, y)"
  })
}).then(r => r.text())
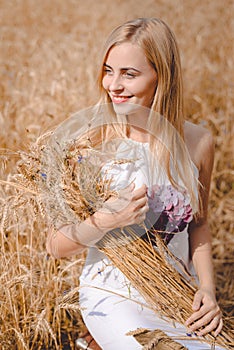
top-left (108, 75), bottom-right (123, 92)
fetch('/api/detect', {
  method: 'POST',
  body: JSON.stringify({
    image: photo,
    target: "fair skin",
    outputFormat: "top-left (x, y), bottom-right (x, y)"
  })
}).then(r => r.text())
top-left (47, 43), bottom-right (222, 337)
top-left (102, 42), bottom-right (157, 125)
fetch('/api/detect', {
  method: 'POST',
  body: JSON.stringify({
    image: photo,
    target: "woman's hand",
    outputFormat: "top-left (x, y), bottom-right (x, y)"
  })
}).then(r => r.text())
top-left (185, 287), bottom-right (223, 337)
top-left (93, 183), bottom-right (149, 232)
top-left (46, 183), bottom-right (149, 258)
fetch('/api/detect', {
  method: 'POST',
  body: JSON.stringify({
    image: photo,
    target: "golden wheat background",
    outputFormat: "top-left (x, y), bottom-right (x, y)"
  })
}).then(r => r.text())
top-left (0, 0), bottom-right (233, 349)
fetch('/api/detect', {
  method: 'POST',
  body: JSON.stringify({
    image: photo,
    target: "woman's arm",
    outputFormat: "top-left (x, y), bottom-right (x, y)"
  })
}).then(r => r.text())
top-left (186, 130), bottom-right (223, 336)
top-left (46, 227), bottom-right (87, 258)
top-left (46, 183), bottom-right (149, 259)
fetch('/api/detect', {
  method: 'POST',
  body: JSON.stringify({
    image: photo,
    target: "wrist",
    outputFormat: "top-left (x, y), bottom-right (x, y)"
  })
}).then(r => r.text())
top-left (92, 211), bottom-right (115, 233)
top-left (198, 281), bottom-right (216, 295)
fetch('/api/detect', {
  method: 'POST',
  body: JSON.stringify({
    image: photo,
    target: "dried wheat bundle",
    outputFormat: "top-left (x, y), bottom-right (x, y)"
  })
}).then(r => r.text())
top-left (0, 134), bottom-right (233, 350)
top-left (126, 328), bottom-right (189, 349)
top-left (0, 134), bottom-right (119, 230)
top-left (98, 229), bottom-right (233, 349)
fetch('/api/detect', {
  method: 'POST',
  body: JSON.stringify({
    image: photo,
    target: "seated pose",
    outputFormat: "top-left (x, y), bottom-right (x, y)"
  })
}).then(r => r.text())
top-left (47, 18), bottom-right (224, 350)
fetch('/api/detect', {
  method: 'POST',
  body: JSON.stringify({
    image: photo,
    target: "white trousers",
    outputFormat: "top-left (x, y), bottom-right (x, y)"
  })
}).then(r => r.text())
top-left (79, 248), bottom-right (225, 350)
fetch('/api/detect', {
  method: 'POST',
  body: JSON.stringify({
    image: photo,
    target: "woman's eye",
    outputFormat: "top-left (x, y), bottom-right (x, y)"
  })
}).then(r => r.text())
top-left (103, 68), bottom-right (113, 75)
top-left (124, 72), bottom-right (136, 79)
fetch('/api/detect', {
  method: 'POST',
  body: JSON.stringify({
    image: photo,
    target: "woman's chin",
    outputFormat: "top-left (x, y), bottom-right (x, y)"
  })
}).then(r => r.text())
top-left (112, 102), bottom-right (141, 116)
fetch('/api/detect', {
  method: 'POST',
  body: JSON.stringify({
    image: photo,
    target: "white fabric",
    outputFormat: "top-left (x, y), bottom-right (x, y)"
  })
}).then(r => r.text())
top-left (80, 249), bottom-right (224, 349)
top-left (79, 139), bottom-right (224, 350)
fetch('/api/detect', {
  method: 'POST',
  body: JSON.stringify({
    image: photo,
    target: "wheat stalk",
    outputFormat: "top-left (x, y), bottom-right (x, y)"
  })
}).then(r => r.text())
top-left (1, 135), bottom-right (233, 349)
top-left (99, 229), bottom-right (233, 349)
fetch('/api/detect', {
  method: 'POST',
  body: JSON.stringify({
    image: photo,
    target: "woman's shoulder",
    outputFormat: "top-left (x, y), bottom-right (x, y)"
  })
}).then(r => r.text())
top-left (183, 120), bottom-right (215, 171)
top-left (184, 120), bottom-right (214, 143)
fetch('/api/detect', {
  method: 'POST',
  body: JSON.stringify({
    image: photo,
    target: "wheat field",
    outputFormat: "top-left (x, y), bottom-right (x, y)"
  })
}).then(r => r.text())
top-left (0, 0), bottom-right (233, 349)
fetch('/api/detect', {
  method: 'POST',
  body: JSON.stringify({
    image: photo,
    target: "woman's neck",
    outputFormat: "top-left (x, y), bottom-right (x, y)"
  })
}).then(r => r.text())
top-left (126, 110), bottom-right (150, 142)
top-left (127, 125), bottom-right (150, 143)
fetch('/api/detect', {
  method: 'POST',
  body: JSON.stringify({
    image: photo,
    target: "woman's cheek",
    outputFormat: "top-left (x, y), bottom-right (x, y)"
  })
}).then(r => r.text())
top-left (102, 76), bottom-right (109, 90)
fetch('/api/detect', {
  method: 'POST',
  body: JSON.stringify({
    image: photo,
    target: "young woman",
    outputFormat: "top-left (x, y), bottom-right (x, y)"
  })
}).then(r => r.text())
top-left (46, 18), bottom-right (224, 349)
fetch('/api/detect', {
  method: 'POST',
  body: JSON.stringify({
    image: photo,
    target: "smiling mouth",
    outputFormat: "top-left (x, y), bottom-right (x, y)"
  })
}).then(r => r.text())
top-left (110, 95), bottom-right (133, 104)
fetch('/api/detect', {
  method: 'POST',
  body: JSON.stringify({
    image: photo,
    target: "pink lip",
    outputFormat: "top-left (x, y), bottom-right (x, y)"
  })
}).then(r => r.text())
top-left (110, 95), bottom-right (132, 104)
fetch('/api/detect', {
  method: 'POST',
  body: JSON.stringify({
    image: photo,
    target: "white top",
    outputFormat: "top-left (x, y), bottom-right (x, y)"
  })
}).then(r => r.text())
top-left (84, 138), bottom-right (199, 275)
top-left (79, 139), bottom-right (227, 350)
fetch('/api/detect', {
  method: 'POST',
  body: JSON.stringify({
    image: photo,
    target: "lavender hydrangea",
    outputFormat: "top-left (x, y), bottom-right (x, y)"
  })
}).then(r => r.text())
top-left (147, 184), bottom-right (193, 244)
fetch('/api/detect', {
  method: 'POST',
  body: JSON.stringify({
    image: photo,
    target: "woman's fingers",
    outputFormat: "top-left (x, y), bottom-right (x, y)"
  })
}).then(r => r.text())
top-left (106, 184), bottom-right (148, 212)
top-left (203, 316), bottom-right (222, 337)
top-left (131, 184), bottom-right (147, 200)
top-left (196, 314), bottom-right (223, 336)
top-left (188, 311), bottom-right (219, 333)
top-left (214, 317), bottom-right (223, 337)
top-left (191, 289), bottom-right (203, 311)
top-left (132, 194), bottom-right (148, 210)
top-left (100, 183), bottom-right (149, 227)
top-left (186, 301), bottom-right (222, 336)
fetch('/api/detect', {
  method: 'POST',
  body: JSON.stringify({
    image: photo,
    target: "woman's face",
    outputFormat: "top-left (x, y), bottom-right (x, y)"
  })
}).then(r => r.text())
top-left (102, 43), bottom-right (157, 116)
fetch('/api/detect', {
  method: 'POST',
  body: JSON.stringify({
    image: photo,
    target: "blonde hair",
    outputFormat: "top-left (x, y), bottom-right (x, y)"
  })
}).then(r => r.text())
top-left (95, 18), bottom-right (199, 212)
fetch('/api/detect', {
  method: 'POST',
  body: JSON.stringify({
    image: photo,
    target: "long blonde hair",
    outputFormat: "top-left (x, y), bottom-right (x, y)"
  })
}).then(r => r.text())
top-left (94, 18), bottom-right (199, 212)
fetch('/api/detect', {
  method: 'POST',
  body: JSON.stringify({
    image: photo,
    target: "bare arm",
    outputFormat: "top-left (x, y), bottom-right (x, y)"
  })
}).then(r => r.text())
top-left (46, 183), bottom-right (149, 258)
top-left (186, 130), bottom-right (222, 336)
top-left (46, 227), bottom-right (87, 258)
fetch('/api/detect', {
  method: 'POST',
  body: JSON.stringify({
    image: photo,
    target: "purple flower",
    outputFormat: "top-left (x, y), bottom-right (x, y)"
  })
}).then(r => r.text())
top-left (77, 155), bottom-right (83, 163)
top-left (40, 172), bottom-right (47, 180)
top-left (148, 184), bottom-right (193, 234)
top-left (148, 186), bottom-right (164, 213)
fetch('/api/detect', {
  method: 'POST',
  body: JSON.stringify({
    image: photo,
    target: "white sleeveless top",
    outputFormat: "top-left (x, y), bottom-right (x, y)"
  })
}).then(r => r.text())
top-left (82, 138), bottom-right (199, 279)
top-left (79, 139), bottom-right (227, 350)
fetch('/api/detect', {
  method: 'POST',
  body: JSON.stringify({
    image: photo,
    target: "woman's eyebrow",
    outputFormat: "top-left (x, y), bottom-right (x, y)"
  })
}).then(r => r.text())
top-left (103, 63), bottom-right (112, 68)
top-left (103, 63), bottom-right (141, 73)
